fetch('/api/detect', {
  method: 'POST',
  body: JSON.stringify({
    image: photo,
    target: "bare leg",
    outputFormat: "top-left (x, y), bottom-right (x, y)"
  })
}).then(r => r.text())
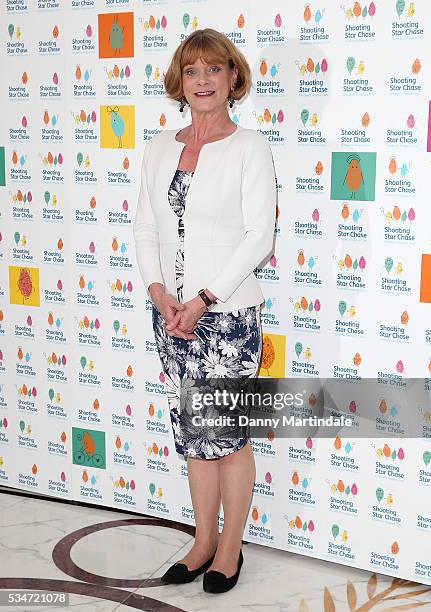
top-left (177, 457), bottom-right (221, 570)
top-left (207, 441), bottom-right (255, 577)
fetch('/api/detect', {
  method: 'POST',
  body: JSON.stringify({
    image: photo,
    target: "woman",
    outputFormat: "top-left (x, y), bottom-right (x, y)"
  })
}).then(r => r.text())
top-left (133, 28), bottom-right (277, 594)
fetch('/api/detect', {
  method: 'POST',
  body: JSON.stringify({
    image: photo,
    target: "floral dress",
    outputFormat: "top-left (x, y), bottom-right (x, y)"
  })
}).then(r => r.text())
top-left (152, 169), bottom-right (263, 460)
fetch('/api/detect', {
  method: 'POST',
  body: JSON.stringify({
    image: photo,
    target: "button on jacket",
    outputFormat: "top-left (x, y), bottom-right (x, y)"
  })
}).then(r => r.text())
top-left (133, 124), bottom-right (277, 313)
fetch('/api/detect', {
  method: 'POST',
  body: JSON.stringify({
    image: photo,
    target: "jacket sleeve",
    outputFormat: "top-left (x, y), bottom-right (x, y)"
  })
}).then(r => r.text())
top-left (133, 138), bottom-right (165, 294)
top-left (206, 132), bottom-right (277, 303)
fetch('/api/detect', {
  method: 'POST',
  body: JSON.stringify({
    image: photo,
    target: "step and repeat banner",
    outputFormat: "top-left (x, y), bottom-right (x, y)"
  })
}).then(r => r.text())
top-left (1, 0), bottom-right (431, 586)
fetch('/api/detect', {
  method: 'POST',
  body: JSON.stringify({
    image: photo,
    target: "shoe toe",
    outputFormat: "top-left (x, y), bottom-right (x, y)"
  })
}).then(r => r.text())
top-left (161, 563), bottom-right (189, 584)
top-left (203, 550), bottom-right (243, 594)
top-left (203, 570), bottom-right (228, 593)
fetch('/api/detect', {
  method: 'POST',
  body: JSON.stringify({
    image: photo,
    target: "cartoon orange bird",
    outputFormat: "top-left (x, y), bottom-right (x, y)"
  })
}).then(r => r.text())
top-left (82, 431), bottom-right (96, 456)
top-left (343, 154), bottom-right (364, 199)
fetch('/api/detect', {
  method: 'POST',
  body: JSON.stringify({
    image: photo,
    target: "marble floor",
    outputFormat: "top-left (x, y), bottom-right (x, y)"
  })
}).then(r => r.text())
top-left (0, 488), bottom-right (430, 612)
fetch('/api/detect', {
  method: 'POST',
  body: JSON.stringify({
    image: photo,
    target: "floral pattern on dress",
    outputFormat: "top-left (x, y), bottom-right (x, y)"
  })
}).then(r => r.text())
top-left (168, 169), bottom-right (194, 303)
top-left (152, 304), bottom-right (263, 459)
top-left (151, 169), bottom-right (264, 459)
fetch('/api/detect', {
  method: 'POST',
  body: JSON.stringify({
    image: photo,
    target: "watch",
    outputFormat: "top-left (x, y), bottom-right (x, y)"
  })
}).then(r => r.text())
top-left (198, 289), bottom-right (216, 309)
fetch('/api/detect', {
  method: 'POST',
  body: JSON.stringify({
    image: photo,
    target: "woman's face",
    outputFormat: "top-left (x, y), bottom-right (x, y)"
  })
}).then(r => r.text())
top-left (181, 57), bottom-right (237, 114)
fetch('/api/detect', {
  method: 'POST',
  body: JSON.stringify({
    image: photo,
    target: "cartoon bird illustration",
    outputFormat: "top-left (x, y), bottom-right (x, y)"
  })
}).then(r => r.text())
top-left (82, 431), bottom-right (96, 456)
top-left (343, 154), bottom-right (364, 199)
top-left (352, 208), bottom-right (360, 223)
top-left (304, 347), bottom-right (312, 360)
top-left (342, 5), bottom-right (354, 20)
top-left (109, 14), bottom-right (124, 55)
top-left (408, 2), bottom-right (415, 16)
top-left (16, 27), bottom-right (22, 39)
top-left (311, 113), bottom-right (318, 126)
top-left (353, 1), bottom-right (361, 17)
top-left (88, 360), bottom-right (95, 371)
top-left (121, 323), bottom-right (127, 336)
top-left (357, 61), bottom-right (365, 75)
top-left (107, 105), bottom-right (125, 148)
top-left (296, 61), bottom-right (307, 76)
top-left (348, 305), bottom-right (356, 317)
top-left (386, 493), bottom-right (394, 506)
top-left (84, 156), bottom-right (90, 169)
top-left (395, 262), bottom-right (403, 275)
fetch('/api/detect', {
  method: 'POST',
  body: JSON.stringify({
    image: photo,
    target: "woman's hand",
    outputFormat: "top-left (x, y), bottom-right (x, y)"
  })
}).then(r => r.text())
top-left (165, 296), bottom-right (207, 335)
top-left (149, 283), bottom-right (197, 340)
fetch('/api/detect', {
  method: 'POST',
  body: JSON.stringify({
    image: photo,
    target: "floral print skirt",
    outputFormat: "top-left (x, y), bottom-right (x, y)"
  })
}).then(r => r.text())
top-left (152, 304), bottom-right (263, 459)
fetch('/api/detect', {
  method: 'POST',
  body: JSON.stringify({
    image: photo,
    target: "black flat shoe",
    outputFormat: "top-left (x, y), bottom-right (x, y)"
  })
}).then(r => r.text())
top-left (203, 549), bottom-right (243, 594)
top-left (161, 552), bottom-right (216, 584)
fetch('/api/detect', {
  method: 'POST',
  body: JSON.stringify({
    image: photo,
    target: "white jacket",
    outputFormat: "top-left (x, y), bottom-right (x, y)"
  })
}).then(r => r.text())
top-left (133, 124), bottom-right (277, 312)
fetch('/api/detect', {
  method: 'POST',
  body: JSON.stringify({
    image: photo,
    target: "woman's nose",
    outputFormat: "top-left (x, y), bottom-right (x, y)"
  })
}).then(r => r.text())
top-left (196, 72), bottom-right (210, 85)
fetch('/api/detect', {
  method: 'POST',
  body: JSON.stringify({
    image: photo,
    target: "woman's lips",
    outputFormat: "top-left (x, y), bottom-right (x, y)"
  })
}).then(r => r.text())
top-left (195, 91), bottom-right (215, 96)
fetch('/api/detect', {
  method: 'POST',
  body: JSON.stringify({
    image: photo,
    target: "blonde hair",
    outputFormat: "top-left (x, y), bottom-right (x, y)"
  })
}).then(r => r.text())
top-left (163, 28), bottom-right (251, 102)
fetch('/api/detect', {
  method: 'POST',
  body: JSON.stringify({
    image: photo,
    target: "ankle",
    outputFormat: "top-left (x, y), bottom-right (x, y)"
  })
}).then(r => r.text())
top-left (194, 533), bottom-right (219, 549)
top-left (215, 539), bottom-right (242, 555)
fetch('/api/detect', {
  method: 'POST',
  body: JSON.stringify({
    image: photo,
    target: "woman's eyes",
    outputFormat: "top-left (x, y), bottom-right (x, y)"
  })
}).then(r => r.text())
top-left (184, 66), bottom-right (221, 75)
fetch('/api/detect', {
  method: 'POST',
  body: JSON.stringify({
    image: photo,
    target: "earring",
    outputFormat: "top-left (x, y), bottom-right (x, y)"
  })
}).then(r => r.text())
top-left (228, 88), bottom-right (235, 109)
top-left (179, 96), bottom-right (187, 113)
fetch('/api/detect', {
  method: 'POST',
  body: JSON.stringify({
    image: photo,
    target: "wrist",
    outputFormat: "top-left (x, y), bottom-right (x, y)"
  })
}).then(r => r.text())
top-left (194, 295), bottom-right (208, 311)
top-left (197, 288), bottom-right (217, 311)
top-left (149, 283), bottom-right (165, 300)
